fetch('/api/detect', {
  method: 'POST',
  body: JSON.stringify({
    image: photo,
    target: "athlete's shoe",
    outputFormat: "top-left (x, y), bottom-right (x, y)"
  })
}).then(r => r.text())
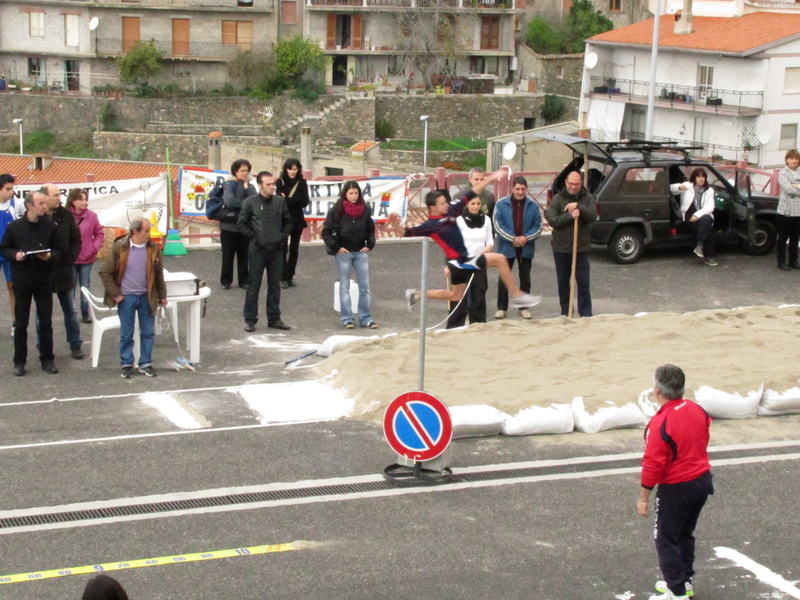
top-left (509, 293), bottom-right (542, 309)
top-left (405, 289), bottom-right (419, 310)
top-left (494, 310), bottom-right (506, 320)
top-left (519, 309), bottom-right (532, 319)
top-left (655, 581), bottom-right (693, 598)
top-left (649, 592), bottom-right (688, 600)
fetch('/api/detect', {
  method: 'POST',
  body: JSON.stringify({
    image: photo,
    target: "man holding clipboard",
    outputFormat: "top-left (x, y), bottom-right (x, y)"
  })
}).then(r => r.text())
top-left (0, 190), bottom-right (61, 376)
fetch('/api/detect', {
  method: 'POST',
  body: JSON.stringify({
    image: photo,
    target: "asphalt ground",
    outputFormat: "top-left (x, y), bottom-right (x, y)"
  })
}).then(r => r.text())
top-left (1, 237), bottom-right (799, 600)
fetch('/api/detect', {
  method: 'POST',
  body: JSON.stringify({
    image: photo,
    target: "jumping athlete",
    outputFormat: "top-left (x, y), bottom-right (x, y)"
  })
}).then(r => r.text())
top-left (388, 171), bottom-right (541, 311)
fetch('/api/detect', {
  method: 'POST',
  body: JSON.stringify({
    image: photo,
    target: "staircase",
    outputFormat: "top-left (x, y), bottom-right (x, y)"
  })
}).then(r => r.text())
top-left (275, 97), bottom-right (349, 142)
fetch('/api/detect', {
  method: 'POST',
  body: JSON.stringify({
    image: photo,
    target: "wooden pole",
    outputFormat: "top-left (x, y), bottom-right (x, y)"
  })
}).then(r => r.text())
top-left (568, 150), bottom-right (589, 318)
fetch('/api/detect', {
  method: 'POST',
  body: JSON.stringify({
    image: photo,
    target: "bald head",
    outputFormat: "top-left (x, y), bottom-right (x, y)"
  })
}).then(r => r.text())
top-left (26, 191), bottom-right (49, 221)
top-left (41, 183), bottom-right (62, 212)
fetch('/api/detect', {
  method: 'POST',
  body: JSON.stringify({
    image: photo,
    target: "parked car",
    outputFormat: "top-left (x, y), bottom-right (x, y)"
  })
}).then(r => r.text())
top-left (537, 134), bottom-right (779, 264)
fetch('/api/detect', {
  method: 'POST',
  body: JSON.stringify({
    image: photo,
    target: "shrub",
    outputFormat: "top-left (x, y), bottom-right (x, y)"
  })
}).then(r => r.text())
top-left (526, 17), bottom-right (562, 54)
top-left (26, 130), bottom-right (57, 153)
top-left (541, 94), bottom-right (566, 124)
top-left (116, 41), bottom-right (163, 88)
top-left (375, 119), bottom-right (395, 140)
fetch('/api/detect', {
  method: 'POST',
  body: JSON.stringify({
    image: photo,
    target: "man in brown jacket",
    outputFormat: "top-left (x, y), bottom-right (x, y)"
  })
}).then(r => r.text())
top-left (99, 217), bottom-right (167, 378)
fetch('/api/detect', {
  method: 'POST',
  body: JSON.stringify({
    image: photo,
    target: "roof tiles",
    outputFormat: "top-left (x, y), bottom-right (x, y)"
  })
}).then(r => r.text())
top-left (0, 155), bottom-right (181, 185)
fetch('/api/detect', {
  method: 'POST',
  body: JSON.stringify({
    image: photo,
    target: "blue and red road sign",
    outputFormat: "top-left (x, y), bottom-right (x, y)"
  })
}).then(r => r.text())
top-left (383, 391), bottom-right (452, 461)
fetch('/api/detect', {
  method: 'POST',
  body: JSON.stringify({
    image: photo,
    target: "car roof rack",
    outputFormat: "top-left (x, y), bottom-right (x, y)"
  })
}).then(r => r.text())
top-left (602, 140), bottom-right (705, 165)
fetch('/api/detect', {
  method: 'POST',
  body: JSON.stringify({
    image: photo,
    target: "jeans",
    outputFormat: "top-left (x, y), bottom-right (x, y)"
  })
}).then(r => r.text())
top-left (776, 214), bottom-right (800, 266)
top-left (35, 288), bottom-right (83, 351)
top-left (244, 243), bottom-right (283, 325)
top-left (335, 251), bottom-right (372, 325)
top-left (13, 279), bottom-right (54, 365)
top-left (118, 294), bottom-right (155, 368)
top-left (686, 214), bottom-right (715, 259)
top-left (73, 263), bottom-right (93, 316)
top-left (220, 229), bottom-right (250, 287)
top-left (497, 256), bottom-right (532, 311)
top-left (553, 251), bottom-right (592, 317)
top-left (282, 229), bottom-right (303, 282)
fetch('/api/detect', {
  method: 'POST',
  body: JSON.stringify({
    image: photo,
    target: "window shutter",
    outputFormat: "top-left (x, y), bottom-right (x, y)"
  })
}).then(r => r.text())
top-left (327, 14), bottom-right (336, 49)
top-left (222, 21), bottom-right (237, 45)
top-left (352, 14), bottom-right (362, 49)
top-left (237, 21), bottom-right (253, 49)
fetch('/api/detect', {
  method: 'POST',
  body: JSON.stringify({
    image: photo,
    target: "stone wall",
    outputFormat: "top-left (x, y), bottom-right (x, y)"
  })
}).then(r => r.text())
top-left (516, 44), bottom-right (584, 98)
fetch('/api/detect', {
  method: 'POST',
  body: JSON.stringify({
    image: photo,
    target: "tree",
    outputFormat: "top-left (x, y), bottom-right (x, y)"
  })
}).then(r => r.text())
top-left (116, 41), bottom-right (163, 88)
top-left (274, 36), bottom-right (327, 84)
top-left (541, 94), bottom-right (566, 124)
top-left (526, 16), bottom-right (562, 54)
top-left (561, 0), bottom-right (614, 54)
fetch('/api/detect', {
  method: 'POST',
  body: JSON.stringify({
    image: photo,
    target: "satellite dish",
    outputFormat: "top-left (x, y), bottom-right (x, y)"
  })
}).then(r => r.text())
top-left (89, 17), bottom-right (99, 31)
top-left (502, 142), bottom-right (517, 161)
top-left (757, 130), bottom-right (772, 145)
top-left (584, 52), bottom-right (598, 70)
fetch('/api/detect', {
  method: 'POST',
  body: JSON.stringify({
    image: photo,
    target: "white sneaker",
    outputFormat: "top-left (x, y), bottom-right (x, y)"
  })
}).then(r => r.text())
top-left (404, 289), bottom-right (419, 311)
top-left (649, 592), bottom-right (688, 600)
top-left (519, 309), bottom-right (532, 319)
top-left (655, 581), bottom-right (693, 598)
top-left (495, 310), bottom-right (506, 320)
top-left (693, 243), bottom-right (703, 258)
top-left (509, 293), bottom-right (542, 309)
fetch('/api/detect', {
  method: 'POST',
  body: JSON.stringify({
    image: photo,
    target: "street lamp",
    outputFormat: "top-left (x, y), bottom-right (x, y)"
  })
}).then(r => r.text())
top-left (12, 119), bottom-right (23, 155)
top-left (420, 115), bottom-right (430, 169)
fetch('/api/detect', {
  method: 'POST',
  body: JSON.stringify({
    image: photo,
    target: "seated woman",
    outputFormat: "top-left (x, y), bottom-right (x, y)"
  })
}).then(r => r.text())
top-left (670, 167), bottom-right (717, 267)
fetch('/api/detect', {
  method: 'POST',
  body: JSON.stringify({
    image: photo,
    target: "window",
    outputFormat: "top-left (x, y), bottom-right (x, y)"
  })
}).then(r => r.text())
top-left (122, 17), bottom-right (140, 52)
top-left (29, 12), bottom-right (45, 37)
top-left (480, 16), bottom-right (499, 50)
top-left (65, 14), bottom-right (79, 47)
top-left (618, 168), bottom-right (666, 196)
top-left (610, 0), bottom-right (621, 10)
top-left (627, 107), bottom-right (646, 138)
top-left (780, 124), bottom-right (797, 150)
top-left (28, 57), bottom-right (43, 77)
top-left (222, 20), bottom-right (253, 50)
top-left (784, 67), bottom-right (800, 94)
top-left (697, 65), bottom-right (713, 96)
top-left (556, 66), bottom-right (564, 79)
top-left (524, 117), bottom-right (536, 130)
top-left (281, 0), bottom-right (297, 25)
top-left (172, 19), bottom-right (190, 56)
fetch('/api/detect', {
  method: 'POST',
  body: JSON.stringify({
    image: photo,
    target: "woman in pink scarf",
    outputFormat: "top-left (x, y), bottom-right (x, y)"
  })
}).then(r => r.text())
top-left (67, 189), bottom-right (104, 323)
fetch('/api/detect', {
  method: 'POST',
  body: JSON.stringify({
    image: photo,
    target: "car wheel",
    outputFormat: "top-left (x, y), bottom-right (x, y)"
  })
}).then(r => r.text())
top-left (607, 227), bottom-right (644, 264)
top-left (743, 219), bottom-right (777, 256)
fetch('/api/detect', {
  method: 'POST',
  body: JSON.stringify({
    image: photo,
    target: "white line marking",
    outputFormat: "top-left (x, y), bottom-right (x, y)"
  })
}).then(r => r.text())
top-left (141, 393), bottom-right (205, 430)
top-left (714, 547), bottom-right (800, 598)
top-left (1, 451), bottom-right (799, 535)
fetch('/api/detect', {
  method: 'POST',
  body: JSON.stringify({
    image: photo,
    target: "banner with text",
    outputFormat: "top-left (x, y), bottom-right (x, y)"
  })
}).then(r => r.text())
top-left (14, 177), bottom-right (170, 234)
top-left (179, 168), bottom-right (408, 222)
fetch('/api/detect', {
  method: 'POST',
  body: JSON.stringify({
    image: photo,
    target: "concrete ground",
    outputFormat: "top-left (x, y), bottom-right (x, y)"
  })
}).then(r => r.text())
top-left (1, 238), bottom-right (799, 600)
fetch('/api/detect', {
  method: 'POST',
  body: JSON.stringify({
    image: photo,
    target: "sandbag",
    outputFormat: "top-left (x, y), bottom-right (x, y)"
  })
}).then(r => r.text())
top-left (694, 385), bottom-right (762, 419)
top-left (450, 405), bottom-right (506, 439)
top-left (501, 404), bottom-right (574, 436)
top-left (758, 387), bottom-right (800, 416)
top-left (637, 388), bottom-right (659, 419)
top-left (317, 335), bottom-right (371, 357)
top-left (571, 397), bottom-right (647, 434)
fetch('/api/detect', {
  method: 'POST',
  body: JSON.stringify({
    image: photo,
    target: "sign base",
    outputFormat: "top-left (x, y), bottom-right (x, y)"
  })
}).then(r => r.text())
top-left (383, 449), bottom-right (452, 486)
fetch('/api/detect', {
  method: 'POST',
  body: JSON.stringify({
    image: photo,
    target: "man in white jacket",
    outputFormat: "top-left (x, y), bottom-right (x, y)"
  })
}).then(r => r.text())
top-left (670, 168), bottom-right (717, 267)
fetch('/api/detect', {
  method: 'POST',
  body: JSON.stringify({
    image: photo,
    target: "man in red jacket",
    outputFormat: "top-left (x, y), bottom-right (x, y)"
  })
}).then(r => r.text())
top-left (638, 364), bottom-right (714, 600)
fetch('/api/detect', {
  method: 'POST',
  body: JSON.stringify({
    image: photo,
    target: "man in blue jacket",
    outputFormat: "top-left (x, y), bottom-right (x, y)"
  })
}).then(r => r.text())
top-left (493, 176), bottom-right (542, 320)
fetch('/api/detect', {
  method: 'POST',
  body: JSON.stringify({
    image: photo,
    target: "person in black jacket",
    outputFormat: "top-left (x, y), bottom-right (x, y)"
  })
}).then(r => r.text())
top-left (322, 181), bottom-right (377, 329)
top-left (219, 159), bottom-right (256, 290)
top-left (275, 158), bottom-right (310, 289)
top-left (42, 183), bottom-right (84, 359)
top-left (238, 171), bottom-right (292, 332)
top-left (0, 191), bottom-right (61, 376)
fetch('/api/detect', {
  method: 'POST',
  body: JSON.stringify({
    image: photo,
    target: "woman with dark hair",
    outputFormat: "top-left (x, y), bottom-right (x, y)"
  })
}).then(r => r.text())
top-left (321, 181), bottom-right (377, 328)
top-left (81, 574), bottom-right (129, 600)
top-left (219, 158), bottom-right (256, 290)
top-left (67, 188), bottom-right (104, 323)
top-left (275, 158), bottom-right (310, 288)
top-left (776, 148), bottom-right (800, 271)
top-left (670, 167), bottom-right (717, 266)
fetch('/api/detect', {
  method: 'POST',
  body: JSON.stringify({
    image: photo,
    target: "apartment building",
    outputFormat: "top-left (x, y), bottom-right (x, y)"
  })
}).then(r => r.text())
top-left (0, 0), bottom-right (277, 92)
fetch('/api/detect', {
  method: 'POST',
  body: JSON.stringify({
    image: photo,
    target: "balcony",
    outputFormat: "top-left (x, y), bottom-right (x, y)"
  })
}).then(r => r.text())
top-left (589, 76), bottom-right (764, 116)
top-left (20, 0), bottom-right (274, 8)
top-left (620, 132), bottom-right (762, 165)
top-left (97, 38), bottom-right (253, 60)
top-left (307, 0), bottom-right (512, 7)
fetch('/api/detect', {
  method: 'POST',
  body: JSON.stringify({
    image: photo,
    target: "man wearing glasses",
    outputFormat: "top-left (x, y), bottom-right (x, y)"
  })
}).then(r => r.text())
top-left (544, 170), bottom-right (597, 318)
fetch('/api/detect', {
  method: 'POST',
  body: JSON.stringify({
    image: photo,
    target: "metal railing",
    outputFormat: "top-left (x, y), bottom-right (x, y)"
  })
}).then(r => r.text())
top-left (590, 76), bottom-right (764, 113)
top-left (97, 38), bottom-right (252, 59)
top-left (109, 0), bottom-right (274, 7)
top-left (617, 131), bottom-right (762, 165)
top-left (307, 0), bottom-right (512, 6)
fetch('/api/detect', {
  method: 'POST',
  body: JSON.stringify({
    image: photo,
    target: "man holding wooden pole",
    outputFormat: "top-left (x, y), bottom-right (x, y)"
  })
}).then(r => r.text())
top-left (545, 170), bottom-right (597, 318)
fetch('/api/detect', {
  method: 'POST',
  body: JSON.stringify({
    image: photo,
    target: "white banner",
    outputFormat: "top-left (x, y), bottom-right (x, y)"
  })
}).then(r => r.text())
top-left (14, 177), bottom-right (170, 234)
top-left (179, 168), bottom-right (409, 222)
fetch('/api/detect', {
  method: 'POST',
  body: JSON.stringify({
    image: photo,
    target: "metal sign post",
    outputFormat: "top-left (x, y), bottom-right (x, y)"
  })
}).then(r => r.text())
top-left (417, 237), bottom-right (428, 391)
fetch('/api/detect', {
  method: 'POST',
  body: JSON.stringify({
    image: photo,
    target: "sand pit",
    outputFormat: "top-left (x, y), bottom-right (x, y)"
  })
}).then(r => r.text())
top-left (313, 306), bottom-right (800, 425)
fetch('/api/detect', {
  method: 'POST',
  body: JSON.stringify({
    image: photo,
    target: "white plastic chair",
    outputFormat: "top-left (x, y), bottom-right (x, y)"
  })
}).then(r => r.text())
top-left (81, 287), bottom-right (139, 368)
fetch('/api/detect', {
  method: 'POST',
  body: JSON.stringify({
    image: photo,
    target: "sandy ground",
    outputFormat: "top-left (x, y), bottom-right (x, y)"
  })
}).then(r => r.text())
top-left (314, 305), bottom-right (800, 444)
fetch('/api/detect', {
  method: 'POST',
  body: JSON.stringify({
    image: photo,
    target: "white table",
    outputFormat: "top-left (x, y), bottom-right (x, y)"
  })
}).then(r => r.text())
top-left (164, 286), bottom-right (211, 364)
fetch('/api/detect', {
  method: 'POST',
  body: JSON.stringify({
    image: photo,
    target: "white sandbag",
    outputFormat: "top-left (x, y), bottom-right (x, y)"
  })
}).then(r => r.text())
top-left (758, 387), bottom-right (800, 416)
top-left (450, 405), bottom-right (507, 439)
top-left (571, 397), bottom-right (648, 434)
top-left (694, 385), bottom-right (762, 419)
top-left (637, 388), bottom-right (658, 418)
top-left (501, 404), bottom-right (574, 436)
top-left (316, 335), bottom-right (365, 357)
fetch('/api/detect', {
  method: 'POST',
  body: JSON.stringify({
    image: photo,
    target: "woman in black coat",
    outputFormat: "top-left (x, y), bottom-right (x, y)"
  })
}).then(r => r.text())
top-left (321, 181), bottom-right (376, 329)
top-left (274, 158), bottom-right (310, 288)
top-left (220, 158), bottom-right (256, 290)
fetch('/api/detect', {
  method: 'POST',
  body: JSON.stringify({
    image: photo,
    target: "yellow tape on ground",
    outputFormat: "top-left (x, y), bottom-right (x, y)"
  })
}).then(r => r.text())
top-left (0, 543), bottom-right (297, 585)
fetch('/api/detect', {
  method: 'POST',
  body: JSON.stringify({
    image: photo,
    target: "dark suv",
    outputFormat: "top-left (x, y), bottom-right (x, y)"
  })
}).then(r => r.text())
top-left (537, 134), bottom-right (779, 264)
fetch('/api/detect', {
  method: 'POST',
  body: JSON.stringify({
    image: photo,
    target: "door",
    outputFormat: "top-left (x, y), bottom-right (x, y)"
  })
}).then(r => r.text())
top-left (610, 167), bottom-right (673, 241)
top-left (64, 60), bottom-right (80, 91)
top-left (172, 19), bottom-right (190, 56)
top-left (332, 55), bottom-right (347, 86)
top-left (122, 17), bottom-right (140, 53)
top-left (733, 169), bottom-right (755, 242)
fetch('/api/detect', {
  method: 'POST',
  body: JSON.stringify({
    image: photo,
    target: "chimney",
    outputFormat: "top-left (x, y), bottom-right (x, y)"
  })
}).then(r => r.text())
top-left (29, 154), bottom-right (53, 171)
top-left (86, 173), bottom-right (95, 182)
top-left (300, 126), bottom-right (312, 174)
top-left (673, 0), bottom-right (693, 34)
top-left (208, 131), bottom-right (223, 171)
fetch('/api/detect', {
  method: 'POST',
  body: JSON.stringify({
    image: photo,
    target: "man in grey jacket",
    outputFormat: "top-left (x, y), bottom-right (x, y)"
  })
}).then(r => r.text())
top-left (238, 171), bottom-right (292, 332)
top-left (544, 170), bottom-right (597, 318)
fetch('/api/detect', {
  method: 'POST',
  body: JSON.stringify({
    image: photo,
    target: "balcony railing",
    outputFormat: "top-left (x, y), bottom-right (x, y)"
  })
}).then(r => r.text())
top-left (307, 0), bottom-right (511, 7)
top-left (97, 38), bottom-right (250, 59)
top-left (590, 76), bottom-right (764, 114)
top-left (620, 131), bottom-right (761, 164)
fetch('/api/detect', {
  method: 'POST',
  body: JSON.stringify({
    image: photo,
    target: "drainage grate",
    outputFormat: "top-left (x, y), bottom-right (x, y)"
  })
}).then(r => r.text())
top-left (2, 444), bottom-right (798, 529)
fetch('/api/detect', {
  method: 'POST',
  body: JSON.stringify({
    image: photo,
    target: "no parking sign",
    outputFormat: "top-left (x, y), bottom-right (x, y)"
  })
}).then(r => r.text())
top-left (383, 391), bottom-right (452, 462)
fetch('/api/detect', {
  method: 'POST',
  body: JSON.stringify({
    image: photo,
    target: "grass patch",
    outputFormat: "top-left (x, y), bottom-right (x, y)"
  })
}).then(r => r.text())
top-left (381, 138), bottom-right (486, 151)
